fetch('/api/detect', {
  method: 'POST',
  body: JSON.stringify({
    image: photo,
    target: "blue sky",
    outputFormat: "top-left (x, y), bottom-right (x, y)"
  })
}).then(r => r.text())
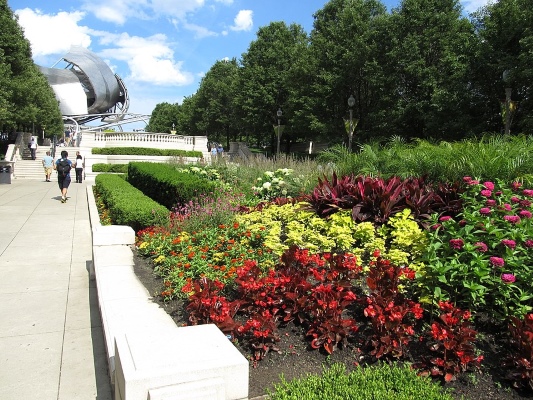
top-left (8, 0), bottom-right (490, 130)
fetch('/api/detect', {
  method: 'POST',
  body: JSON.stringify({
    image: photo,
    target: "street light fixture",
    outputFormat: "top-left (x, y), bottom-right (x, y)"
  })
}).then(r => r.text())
top-left (276, 108), bottom-right (283, 156)
top-left (347, 95), bottom-right (355, 151)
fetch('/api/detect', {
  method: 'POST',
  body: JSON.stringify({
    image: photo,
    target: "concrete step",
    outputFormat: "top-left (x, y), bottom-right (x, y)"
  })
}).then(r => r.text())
top-left (14, 147), bottom-right (82, 180)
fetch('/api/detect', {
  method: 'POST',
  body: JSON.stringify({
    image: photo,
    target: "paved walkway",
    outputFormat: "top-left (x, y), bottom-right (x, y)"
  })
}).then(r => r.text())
top-left (0, 179), bottom-right (112, 399)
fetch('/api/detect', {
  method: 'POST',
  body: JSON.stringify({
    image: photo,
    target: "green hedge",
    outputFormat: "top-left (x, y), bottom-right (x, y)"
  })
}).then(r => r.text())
top-left (91, 147), bottom-right (202, 158)
top-left (268, 363), bottom-right (454, 400)
top-left (92, 163), bottom-right (128, 173)
top-left (94, 173), bottom-right (168, 232)
top-left (127, 162), bottom-right (217, 209)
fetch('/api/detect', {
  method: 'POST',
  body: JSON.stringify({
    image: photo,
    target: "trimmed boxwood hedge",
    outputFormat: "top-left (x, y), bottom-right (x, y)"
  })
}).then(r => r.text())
top-left (127, 162), bottom-right (217, 210)
top-left (92, 163), bottom-right (128, 173)
top-left (94, 173), bottom-right (168, 232)
top-left (91, 147), bottom-right (202, 158)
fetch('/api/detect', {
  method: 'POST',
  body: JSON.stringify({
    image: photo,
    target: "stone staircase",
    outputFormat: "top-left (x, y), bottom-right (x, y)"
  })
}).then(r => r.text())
top-left (14, 144), bottom-right (82, 180)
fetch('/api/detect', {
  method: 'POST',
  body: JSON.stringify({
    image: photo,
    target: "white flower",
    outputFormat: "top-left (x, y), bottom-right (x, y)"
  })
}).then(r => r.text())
top-left (262, 182), bottom-right (272, 190)
top-left (264, 171), bottom-right (274, 178)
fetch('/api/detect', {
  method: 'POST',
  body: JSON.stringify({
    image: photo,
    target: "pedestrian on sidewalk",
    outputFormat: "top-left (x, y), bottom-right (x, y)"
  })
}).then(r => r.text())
top-left (54, 150), bottom-right (72, 203)
top-left (75, 152), bottom-right (84, 183)
top-left (42, 151), bottom-right (54, 182)
top-left (29, 137), bottom-right (37, 160)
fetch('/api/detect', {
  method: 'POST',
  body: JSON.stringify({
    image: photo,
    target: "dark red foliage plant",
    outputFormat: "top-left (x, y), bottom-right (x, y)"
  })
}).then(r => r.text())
top-left (416, 301), bottom-right (482, 382)
top-left (362, 252), bottom-right (424, 359)
top-left (505, 313), bottom-right (533, 390)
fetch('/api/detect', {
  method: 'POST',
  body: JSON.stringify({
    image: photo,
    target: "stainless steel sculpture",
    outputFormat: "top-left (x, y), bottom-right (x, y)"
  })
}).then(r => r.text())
top-left (39, 46), bottom-right (134, 128)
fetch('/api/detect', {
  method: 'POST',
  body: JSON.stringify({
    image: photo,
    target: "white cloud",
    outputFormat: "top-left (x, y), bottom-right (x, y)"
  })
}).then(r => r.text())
top-left (215, 0), bottom-right (234, 4)
top-left (231, 10), bottom-right (253, 32)
top-left (461, 0), bottom-right (492, 13)
top-left (81, 0), bottom-right (150, 25)
top-left (15, 9), bottom-right (92, 57)
top-left (182, 22), bottom-right (218, 39)
top-left (96, 33), bottom-right (194, 86)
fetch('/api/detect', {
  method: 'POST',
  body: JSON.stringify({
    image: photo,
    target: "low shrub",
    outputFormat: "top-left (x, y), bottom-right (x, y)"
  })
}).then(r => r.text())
top-left (94, 173), bottom-right (168, 232)
top-left (92, 163), bottom-right (128, 173)
top-left (267, 362), bottom-right (455, 400)
top-left (91, 147), bottom-right (203, 158)
top-left (127, 162), bottom-right (218, 209)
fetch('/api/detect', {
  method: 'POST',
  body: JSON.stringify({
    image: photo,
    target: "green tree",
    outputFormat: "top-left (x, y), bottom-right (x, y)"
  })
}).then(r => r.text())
top-left (146, 102), bottom-right (179, 133)
top-left (383, 0), bottom-right (477, 139)
top-left (191, 59), bottom-right (239, 147)
top-left (236, 21), bottom-right (309, 151)
top-left (472, 0), bottom-right (533, 133)
top-left (308, 0), bottom-right (389, 145)
top-left (0, 0), bottom-right (62, 135)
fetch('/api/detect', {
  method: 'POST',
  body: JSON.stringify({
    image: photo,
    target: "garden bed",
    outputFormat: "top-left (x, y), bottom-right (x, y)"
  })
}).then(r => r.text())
top-left (132, 247), bottom-right (533, 400)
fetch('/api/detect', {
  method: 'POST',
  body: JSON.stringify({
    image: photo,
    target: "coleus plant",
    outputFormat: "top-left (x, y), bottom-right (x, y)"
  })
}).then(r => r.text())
top-left (416, 301), bottom-right (482, 382)
top-left (362, 252), bottom-right (423, 359)
top-left (505, 313), bottom-right (533, 390)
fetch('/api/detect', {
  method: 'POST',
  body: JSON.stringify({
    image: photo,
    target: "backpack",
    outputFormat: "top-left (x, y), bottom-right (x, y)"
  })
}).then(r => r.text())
top-left (57, 159), bottom-right (71, 176)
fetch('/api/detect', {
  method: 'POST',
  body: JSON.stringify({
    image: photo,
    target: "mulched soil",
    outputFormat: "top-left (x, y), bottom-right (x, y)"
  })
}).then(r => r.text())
top-left (132, 246), bottom-right (533, 400)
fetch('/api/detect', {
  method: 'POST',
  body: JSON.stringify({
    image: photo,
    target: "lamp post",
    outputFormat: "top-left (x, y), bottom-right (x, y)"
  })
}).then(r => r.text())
top-left (503, 70), bottom-right (512, 135)
top-left (276, 108), bottom-right (282, 156)
top-left (347, 95), bottom-right (355, 151)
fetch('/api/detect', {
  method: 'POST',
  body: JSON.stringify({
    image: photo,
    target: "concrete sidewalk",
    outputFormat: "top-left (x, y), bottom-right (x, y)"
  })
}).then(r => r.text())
top-left (0, 179), bottom-right (112, 399)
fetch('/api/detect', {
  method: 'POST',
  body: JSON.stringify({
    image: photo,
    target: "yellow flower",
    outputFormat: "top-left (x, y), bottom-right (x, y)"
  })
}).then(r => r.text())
top-left (139, 242), bottom-right (148, 249)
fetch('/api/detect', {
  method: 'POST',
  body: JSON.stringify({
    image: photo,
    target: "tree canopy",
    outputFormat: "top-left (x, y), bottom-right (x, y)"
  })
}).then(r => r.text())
top-left (147, 0), bottom-right (533, 150)
top-left (0, 0), bottom-right (63, 136)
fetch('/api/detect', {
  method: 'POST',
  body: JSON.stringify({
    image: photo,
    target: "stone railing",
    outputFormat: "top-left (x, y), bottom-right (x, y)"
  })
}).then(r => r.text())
top-left (93, 132), bottom-right (208, 153)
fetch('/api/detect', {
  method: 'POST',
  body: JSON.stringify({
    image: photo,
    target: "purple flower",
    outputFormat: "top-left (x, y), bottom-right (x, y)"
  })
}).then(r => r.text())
top-left (525, 240), bottom-right (533, 248)
top-left (523, 189), bottom-right (533, 197)
top-left (439, 216), bottom-right (452, 222)
top-left (511, 181), bottom-right (522, 190)
top-left (474, 242), bottom-right (488, 252)
top-left (486, 199), bottom-right (497, 206)
top-left (484, 181), bottom-right (495, 190)
top-left (501, 239), bottom-right (516, 249)
top-left (511, 196), bottom-right (520, 203)
top-left (480, 207), bottom-right (491, 215)
top-left (504, 215), bottom-right (521, 224)
top-left (501, 273), bottom-right (516, 283)
top-left (495, 191), bottom-right (503, 196)
top-left (490, 257), bottom-right (505, 267)
top-left (519, 210), bottom-right (532, 219)
top-left (449, 239), bottom-right (464, 250)
top-left (480, 189), bottom-right (492, 197)
top-left (431, 223), bottom-right (442, 231)
top-left (459, 219), bottom-right (467, 227)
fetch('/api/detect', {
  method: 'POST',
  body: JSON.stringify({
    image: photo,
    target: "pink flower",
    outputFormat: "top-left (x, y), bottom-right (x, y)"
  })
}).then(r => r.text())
top-left (504, 215), bottom-right (521, 224)
top-left (501, 273), bottom-right (516, 283)
top-left (495, 191), bottom-right (503, 196)
top-left (520, 199), bottom-right (532, 207)
top-left (459, 219), bottom-right (467, 227)
top-left (484, 181), bottom-right (495, 190)
top-left (486, 199), bottom-right (497, 206)
top-left (525, 240), bottom-right (533, 248)
top-left (519, 210), bottom-right (532, 219)
top-left (439, 216), bottom-right (452, 222)
top-left (480, 207), bottom-right (491, 215)
top-left (431, 223), bottom-right (442, 230)
top-left (501, 239), bottom-right (516, 249)
top-left (511, 181), bottom-right (522, 190)
top-left (463, 176), bottom-right (472, 183)
top-left (480, 189), bottom-right (492, 197)
top-left (474, 242), bottom-right (488, 252)
top-left (490, 257), bottom-right (505, 267)
top-left (503, 203), bottom-right (512, 211)
top-left (449, 239), bottom-right (464, 250)
top-left (523, 189), bottom-right (533, 197)
top-left (511, 196), bottom-right (520, 203)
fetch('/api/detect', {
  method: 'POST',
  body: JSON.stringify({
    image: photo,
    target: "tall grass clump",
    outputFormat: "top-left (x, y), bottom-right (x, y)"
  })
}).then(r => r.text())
top-left (213, 154), bottom-right (325, 202)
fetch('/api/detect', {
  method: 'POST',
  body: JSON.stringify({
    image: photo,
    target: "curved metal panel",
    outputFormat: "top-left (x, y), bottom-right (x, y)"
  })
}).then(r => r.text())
top-left (63, 46), bottom-right (121, 114)
top-left (39, 66), bottom-right (88, 115)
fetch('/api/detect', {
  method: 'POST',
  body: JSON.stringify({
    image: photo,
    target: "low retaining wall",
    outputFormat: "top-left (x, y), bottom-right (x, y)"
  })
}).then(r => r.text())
top-left (87, 185), bottom-right (249, 400)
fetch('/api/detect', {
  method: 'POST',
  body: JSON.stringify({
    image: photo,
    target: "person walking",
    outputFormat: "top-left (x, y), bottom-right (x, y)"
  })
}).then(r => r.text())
top-left (42, 151), bottom-right (54, 182)
top-left (74, 152), bottom-right (84, 183)
top-left (54, 150), bottom-right (72, 203)
top-left (29, 137), bottom-right (37, 160)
